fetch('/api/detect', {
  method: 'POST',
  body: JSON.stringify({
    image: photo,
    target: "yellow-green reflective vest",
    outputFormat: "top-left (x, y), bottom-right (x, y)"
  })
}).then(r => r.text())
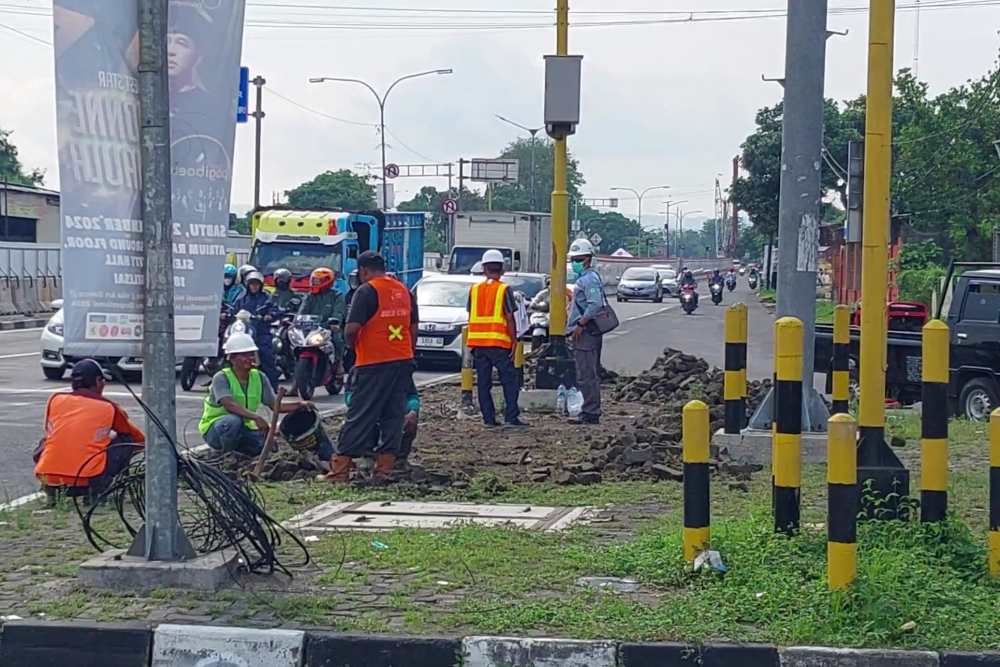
top-left (198, 368), bottom-right (263, 435)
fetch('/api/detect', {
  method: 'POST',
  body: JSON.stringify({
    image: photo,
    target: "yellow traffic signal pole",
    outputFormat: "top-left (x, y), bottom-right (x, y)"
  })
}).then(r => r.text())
top-left (858, 0), bottom-right (909, 517)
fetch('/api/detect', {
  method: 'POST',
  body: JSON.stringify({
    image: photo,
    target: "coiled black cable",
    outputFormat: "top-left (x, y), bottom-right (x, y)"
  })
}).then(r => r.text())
top-left (74, 360), bottom-right (310, 576)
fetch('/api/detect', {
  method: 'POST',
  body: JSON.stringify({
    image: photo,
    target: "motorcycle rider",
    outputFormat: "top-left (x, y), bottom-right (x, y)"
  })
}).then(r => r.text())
top-left (223, 263), bottom-right (244, 306)
top-left (234, 270), bottom-right (280, 388)
top-left (298, 267), bottom-right (346, 378)
top-left (680, 268), bottom-right (699, 306)
top-left (271, 268), bottom-right (299, 311)
top-left (710, 269), bottom-right (724, 287)
top-left (237, 264), bottom-right (257, 287)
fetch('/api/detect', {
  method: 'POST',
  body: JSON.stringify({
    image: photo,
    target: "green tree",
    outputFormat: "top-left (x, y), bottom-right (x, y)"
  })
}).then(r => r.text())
top-left (285, 170), bottom-right (376, 210)
top-left (488, 137), bottom-right (585, 212)
top-left (577, 209), bottom-right (642, 255)
top-left (0, 128), bottom-right (43, 186)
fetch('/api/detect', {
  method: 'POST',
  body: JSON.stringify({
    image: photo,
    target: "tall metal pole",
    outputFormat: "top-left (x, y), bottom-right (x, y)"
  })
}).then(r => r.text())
top-left (549, 0), bottom-right (570, 341)
top-left (858, 0), bottom-right (909, 511)
top-left (137, 0), bottom-right (185, 561)
top-left (251, 76), bottom-right (266, 211)
top-left (774, 0), bottom-right (830, 432)
top-left (529, 130), bottom-right (538, 210)
top-left (379, 101), bottom-right (388, 209)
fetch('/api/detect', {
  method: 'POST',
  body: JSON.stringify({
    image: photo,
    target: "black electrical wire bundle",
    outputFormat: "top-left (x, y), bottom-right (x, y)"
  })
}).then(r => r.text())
top-left (74, 365), bottom-right (310, 577)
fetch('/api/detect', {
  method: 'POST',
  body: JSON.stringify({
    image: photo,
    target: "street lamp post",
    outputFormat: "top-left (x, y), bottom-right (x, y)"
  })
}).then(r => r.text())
top-left (662, 199), bottom-right (688, 256)
top-left (309, 69), bottom-right (453, 209)
top-left (676, 208), bottom-right (703, 260)
top-left (496, 114), bottom-right (544, 211)
top-left (610, 185), bottom-right (670, 232)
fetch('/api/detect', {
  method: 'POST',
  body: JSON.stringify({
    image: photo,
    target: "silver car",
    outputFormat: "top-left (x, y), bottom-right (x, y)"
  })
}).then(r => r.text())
top-left (616, 267), bottom-right (663, 303)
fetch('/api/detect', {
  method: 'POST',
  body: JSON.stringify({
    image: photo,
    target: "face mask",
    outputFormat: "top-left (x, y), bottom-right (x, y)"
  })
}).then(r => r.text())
top-left (224, 277), bottom-right (234, 287)
top-left (571, 260), bottom-right (585, 275)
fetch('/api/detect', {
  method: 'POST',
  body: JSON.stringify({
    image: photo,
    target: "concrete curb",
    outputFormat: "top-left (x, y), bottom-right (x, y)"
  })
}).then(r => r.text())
top-left (3, 622), bottom-right (1000, 666)
top-left (0, 316), bottom-right (47, 331)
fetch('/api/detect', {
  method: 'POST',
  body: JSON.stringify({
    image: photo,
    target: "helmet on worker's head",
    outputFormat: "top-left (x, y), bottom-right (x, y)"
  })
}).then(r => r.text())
top-left (470, 261), bottom-right (484, 276)
top-left (309, 267), bottom-right (335, 294)
top-left (568, 238), bottom-right (595, 259)
top-left (481, 249), bottom-right (505, 266)
top-left (237, 264), bottom-right (257, 285)
top-left (224, 332), bottom-right (258, 355)
top-left (244, 270), bottom-right (265, 290)
top-left (273, 268), bottom-right (292, 289)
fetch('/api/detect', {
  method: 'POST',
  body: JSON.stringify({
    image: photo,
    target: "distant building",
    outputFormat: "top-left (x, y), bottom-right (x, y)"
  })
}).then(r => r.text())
top-left (0, 182), bottom-right (60, 244)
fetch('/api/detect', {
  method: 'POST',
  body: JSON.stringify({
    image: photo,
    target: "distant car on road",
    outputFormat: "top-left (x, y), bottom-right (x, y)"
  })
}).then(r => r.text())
top-left (617, 267), bottom-right (663, 303)
top-left (650, 266), bottom-right (679, 296)
top-left (412, 274), bottom-right (478, 369)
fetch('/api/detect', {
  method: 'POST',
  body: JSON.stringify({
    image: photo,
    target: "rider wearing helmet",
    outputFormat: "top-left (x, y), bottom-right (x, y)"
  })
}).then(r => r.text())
top-left (566, 238), bottom-right (604, 425)
top-left (223, 263), bottom-right (245, 306)
top-left (298, 267), bottom-right (347, 375)
top-left (272, 268), bottom-right (299, 311)
top-left (710, 269), bottom-right (724, 287)
top-left (234, 270), bottom-right (279, 388)
top-left (198, 332), bottom-right (312, 456)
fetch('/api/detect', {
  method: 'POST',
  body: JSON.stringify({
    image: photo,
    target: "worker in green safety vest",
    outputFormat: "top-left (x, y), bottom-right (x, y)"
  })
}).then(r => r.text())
top-left (199, 332), bottom-right (313, 456)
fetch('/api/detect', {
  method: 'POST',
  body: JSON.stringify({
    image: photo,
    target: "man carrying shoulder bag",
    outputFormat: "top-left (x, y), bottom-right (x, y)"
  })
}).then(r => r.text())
top-left (566, 239), bottom-right (618, 425)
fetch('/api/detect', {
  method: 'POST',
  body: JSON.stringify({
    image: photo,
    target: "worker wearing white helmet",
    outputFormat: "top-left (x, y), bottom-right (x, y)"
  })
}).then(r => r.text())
top-left (567, 237), bottom-right (605, 425)
top-left (465, 248), bottom-right (528, 427)
top-left (198, 332), bottom-right (313, 456)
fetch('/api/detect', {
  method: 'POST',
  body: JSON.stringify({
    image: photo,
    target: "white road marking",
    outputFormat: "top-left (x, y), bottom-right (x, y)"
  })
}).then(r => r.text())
top-left (0, 327), bottom-right (43, 334)
top-left (623, 305), bottom-right (675, 323)
top-left (0, 352), bottom-right (41, 360)
top-left (0, 492), bottom-right (44, 513)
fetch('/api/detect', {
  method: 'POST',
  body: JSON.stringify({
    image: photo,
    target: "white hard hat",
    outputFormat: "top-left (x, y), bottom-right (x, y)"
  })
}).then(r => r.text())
top-left (470, 261), bottom-right (484, 275)
top-left (569, 238), bottom-right (595, 258)
top-left (224, 332), bottom-right (258, 355)
top-left (481, 249), bottom-right (505, 265)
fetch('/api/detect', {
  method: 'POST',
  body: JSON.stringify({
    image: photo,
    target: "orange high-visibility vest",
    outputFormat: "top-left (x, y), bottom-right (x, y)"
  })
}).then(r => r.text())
top-left (355, 276), bottom-right (415, 367)
top-left (34, 393), bottom-right (115, 486)
top-left (468, 279), bottom-right (513, 349)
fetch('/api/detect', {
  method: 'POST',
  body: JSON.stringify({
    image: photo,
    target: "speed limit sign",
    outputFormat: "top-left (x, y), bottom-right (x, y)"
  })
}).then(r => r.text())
top-left (442, 198), bottom-right (459, 215)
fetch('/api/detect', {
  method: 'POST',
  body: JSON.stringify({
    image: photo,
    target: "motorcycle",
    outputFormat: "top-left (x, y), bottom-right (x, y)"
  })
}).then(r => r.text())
top-left (288, 314), bottom-right (343, 400)
top-left (710, 281), bottom-right (724, 305)
top-left (748, 273), bottom-right (759, 290)
top-left (680, 285), bottom-right (698, 315)
top-left (180, 303), bottom-right (234, 391)
top-left (725, 274), bottom-right (737, 292)
top-left (528, 292), bottom-right (552, 351)
top-left (272, 298), bottom-right (303, 381)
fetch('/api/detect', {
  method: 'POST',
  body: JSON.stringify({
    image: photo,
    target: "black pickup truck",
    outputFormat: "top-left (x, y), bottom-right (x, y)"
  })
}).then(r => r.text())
top-left (814, 262), bottom-right (1000, 420)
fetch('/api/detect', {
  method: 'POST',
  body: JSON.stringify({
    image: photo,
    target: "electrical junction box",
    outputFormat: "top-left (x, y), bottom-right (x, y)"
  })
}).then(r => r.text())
top-left (544, 55), bottom-right (583, 139)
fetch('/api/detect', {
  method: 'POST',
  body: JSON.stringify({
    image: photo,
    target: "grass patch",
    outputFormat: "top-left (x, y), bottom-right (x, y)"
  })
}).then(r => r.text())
top-left (816, 299), bottom-right (836, 324)
top-left (759, 288), bottom-right (776, 303)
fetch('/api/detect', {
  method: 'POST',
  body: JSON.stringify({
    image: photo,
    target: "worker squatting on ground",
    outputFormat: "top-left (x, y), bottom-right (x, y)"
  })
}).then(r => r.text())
top-left (199, 332), bottom-right (314, 456)
top-left (33, 359), bottom-right (146, 503)
top-left (467, 249), bottom-right (528, 428)
top-left (567, 239), bottom-right (606, 425)
top-left (324, 251), bottom-right (418, 484)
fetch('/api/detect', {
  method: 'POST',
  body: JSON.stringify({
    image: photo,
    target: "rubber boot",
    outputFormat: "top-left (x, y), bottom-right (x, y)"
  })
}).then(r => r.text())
top-left (317, 455), bottom-right (353, 483)
top-left (372, 453), bottom-right (396, 485)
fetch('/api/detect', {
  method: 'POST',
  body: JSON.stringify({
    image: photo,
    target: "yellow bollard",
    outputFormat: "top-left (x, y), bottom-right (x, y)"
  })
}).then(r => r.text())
top-left (461, 326), bottom-right (475, 409)
top-left (990, 409), bottom-right (1000, 578)
top-left (724, 304), bottom-right (748, 434)
top-left (683, 400), bottom-right (711, 563)
top-left (827, 413), bottom-right (858, 591)
top-left (514, 341), bottom-right (525, 387)
top-left (831, 305), bottom-right (851, 415)
top-left (921, 320), bottom-right (949, 523)
top-left (773, 317), bottom-right (803, 534)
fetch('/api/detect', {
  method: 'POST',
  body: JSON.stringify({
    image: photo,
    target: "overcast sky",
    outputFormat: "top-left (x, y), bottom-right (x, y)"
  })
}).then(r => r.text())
top-left (2, 1), bottom-right (998, 232)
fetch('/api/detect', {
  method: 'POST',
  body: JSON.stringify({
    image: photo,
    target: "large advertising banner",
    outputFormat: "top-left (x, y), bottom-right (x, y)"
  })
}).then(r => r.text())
top-left (53, 0), bottom-right (246, 357)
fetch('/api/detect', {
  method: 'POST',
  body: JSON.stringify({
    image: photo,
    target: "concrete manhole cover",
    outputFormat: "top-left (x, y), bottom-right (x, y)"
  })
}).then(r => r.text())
top-left (284, 501), bottom-right (595, 533)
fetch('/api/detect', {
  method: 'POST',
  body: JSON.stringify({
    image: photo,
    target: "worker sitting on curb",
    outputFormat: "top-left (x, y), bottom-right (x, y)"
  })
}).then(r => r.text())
top-left (467, 249), bottom-right (529, 428)
top-left (199, 332), bottom-right (312, 456)
top-left (34, 359), bottom-right (145, 503)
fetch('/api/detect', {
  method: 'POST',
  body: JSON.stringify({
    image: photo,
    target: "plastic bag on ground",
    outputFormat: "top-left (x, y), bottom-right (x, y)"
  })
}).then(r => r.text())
top-left (566, 387), bottom-right (584, 417)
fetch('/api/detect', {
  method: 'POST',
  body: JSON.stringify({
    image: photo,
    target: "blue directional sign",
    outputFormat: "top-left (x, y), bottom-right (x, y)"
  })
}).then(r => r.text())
top-left (237, 66), bottom-right (250, 123)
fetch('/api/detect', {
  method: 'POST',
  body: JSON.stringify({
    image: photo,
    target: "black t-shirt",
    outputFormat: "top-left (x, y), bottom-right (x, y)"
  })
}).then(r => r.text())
top-left (347, 281), bottom-right (419, 327)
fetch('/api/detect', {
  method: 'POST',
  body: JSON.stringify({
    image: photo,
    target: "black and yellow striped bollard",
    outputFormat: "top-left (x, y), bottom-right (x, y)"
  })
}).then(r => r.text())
top-left (514, 341), bottom-right (525, 388)
top-left (828, 413), bottom-right (858, 590)
top-left (990, 408), bottom-right (1000, 578)
top-left (921, 319), bottom-right (949, 523)
top-left (460, 325), bottom-right (475, 410)
top-left (831, 305), bottom-right (851, 415)
top-left (683, 400), bottom-right (711, 563)
top-left (724, 304), bottom-right (748, 434)
top-left (773, 316), bottom-right (803, 534)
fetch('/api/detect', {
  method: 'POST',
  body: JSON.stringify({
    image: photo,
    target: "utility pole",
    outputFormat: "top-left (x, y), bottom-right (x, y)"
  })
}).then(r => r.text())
top-left (774, 0), bottom-right (830, 432)
top-left (549, 0), bottom-right (570, 344)
top-left (858, 0), bottom-right (909, 511)
top-left (251, 75), bottom-right (266, 211)
top-left (730, 156), bottom-right (740, 255)
top-left (136, 0), bottom-right (189, 561)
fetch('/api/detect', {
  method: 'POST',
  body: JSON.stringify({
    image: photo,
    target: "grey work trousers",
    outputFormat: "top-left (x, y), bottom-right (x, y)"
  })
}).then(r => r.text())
top-left (573, 330), bottom-right (603, 419)
top-left (336, 360), bottom-right (412, 457)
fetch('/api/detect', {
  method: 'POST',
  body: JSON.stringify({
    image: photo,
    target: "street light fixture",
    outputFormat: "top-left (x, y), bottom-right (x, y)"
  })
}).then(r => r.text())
top-left (609, 185), bottom-right (670, 231)
top-left (676, 208), bottom-right (704, 259)
top-left (309, 69), bottom-right (454, 209)
top-left (496, 114), bottom-right (545, 210)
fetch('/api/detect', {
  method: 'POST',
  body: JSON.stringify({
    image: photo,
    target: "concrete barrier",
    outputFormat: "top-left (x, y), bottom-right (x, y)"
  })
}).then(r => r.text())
top-left (0, 278), bottom-right (16, 315)
top-left (0, 620), bottom-right (153, 667)
top-left (779, 646), bottom-right (938, 666)
top-left (151, 624), bottom-right (305, 667)
top-left (462, 636), bottom-right (616, 667)
top-left (304, 632), bottom-right (459, 667)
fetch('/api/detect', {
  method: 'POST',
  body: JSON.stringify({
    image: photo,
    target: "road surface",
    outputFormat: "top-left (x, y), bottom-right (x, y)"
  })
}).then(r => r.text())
top-left (0, 280), bottom-right (775, 501)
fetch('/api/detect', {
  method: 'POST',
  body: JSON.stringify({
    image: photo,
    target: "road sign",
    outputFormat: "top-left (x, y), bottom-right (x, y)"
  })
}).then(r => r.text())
top-left (590, 233), bottom-right (603, 246)
top-left (384, 163), bottom-right (400, 179)
top-left (237, 66), bottom-right (249, 123)
top-left (442, 198), bottom-right (459, 215)
top-left (469, 158), bottom-right (519, 183)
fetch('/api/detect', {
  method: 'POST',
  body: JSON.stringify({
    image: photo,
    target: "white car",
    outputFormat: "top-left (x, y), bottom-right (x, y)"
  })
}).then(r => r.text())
top-left (40, 300), bottom-right (172, 380)
top-left (412, 274), bottom-right (480, 368)
top-left (650, 266), bottom-right (680, 296)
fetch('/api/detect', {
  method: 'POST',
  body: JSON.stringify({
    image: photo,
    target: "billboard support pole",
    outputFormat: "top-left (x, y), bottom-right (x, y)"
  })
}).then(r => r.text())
top-left (136, 0), bottom-right (189, 561)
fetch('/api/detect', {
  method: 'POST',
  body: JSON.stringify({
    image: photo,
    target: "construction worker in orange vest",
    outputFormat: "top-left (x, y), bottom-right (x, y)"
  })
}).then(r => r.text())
top-left (467, 249), bottom-right (529, 428)
top-left (33, 359), bottom-right (145, 503)
top-left (325, 251), bottom-right (418, 484)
